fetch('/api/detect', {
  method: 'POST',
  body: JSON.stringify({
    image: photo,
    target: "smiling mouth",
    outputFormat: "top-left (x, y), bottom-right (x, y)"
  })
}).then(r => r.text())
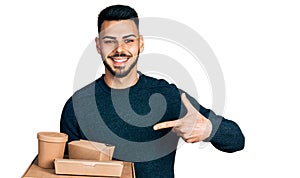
top-left (111, 57), bottom-right (129, 63)
top-left (108, 52), bottom-right (132, 66)
top-left (107, 57), bottom-right (130, 67)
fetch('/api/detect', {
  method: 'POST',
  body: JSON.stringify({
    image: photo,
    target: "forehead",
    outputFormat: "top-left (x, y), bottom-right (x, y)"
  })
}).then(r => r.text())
top-left (100, 20), bottom-right (139, 37)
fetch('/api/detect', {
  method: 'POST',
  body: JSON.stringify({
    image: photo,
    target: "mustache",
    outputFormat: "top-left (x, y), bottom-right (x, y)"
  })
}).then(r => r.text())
top-left (108, 53), bottom-right (132, 58)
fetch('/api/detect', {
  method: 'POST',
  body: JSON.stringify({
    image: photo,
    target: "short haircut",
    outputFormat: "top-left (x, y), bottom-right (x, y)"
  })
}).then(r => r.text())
top-left (97, 5), bottom-right (139, 33)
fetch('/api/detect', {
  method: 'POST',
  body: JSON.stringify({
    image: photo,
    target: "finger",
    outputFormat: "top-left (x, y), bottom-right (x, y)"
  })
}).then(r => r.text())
top-left (181, 93), bottom-right (195, 112)
top-left (153, 120), bottom-right (178, 130)
top-left (181, 93), bottom-right (206, 118)
top-left (185, 138), bottom-right (194, 143)
top-left (173, 128), bottom-right (184, 137)
top-left (172, 127), bottom-right (184, 135)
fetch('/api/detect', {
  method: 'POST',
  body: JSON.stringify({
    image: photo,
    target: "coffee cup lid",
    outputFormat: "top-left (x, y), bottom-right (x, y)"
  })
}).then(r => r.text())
top-left (37, 132), bottom-right (68, 143)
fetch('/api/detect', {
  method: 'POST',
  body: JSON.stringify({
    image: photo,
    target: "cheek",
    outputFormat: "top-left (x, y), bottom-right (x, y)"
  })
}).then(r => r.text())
top-left (99, 46), bottom-right (113, 56)
top-left (128, 44), bottom-right (141, 54)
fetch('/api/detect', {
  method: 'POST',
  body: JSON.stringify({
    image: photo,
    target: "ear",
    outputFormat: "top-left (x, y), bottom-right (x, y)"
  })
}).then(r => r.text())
top-left (139, 35), bottom-right (144, 53)
top-left (95, 37), bottom-right (101, 54)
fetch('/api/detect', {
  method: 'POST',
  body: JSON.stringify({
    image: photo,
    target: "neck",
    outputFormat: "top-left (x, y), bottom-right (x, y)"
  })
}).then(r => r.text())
top-left (104, 70), bottom-right (139, 89)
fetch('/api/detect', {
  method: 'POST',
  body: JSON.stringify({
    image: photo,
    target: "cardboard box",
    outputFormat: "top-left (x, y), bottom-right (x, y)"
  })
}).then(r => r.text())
top-left (54, 159), bottom-right (123, 177)
top-left (22, 157), bottom-right (135, 178)
top-left (69, 140), bottom-right (115, 161)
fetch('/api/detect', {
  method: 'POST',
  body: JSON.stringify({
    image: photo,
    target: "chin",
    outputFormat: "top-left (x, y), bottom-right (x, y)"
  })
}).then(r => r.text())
top-left (113, 71), bottom-right (129, 78)
top-left (103, 57), bottom-right (138, 78)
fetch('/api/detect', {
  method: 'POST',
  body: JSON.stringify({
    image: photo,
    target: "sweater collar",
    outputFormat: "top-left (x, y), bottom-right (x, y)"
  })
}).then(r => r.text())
top-left (97, 71), bottom-right (144, 93)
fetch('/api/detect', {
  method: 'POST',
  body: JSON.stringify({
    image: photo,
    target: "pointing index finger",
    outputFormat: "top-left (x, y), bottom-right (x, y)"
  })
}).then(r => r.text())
top-left (153, 120), bottom-right (178, 130)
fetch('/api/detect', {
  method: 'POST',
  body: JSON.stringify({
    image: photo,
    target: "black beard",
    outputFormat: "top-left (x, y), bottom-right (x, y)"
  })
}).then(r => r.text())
top-left (103, 53), bottom-right (139, 78)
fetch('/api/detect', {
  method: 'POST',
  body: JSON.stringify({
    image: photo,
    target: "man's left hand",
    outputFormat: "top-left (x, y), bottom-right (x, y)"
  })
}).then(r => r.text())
top-left (153, 93), bottom-right (212, 143)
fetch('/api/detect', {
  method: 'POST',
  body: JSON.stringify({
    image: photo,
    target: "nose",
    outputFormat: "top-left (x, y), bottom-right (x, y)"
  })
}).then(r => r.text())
top-left (114, 41), bottom-right (125, 53)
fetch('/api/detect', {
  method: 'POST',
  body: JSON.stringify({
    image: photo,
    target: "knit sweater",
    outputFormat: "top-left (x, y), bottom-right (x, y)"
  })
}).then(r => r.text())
top-left (60, 73), bottom-right (245, 178)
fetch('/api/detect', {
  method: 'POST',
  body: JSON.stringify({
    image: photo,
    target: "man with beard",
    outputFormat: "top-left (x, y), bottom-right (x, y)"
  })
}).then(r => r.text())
top-left (60, 4), bottom-right (245, 178)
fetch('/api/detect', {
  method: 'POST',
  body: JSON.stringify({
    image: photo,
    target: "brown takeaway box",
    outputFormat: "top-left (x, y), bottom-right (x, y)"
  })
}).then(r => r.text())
top-left (54, 159), bottom-right (123, 177)
top-left (22, 157), bottom-right (135, 178)
top-left (68, 140), bottom-right (115, 161)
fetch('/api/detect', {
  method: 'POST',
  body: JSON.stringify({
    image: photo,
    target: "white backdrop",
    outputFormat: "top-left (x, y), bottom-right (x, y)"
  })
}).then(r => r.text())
top-left (0, 0), bottom-right (299, 177)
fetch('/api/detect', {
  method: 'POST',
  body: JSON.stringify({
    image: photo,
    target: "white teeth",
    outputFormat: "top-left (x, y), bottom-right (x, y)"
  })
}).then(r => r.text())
top-left (113, 58), bottom-right (127, 63)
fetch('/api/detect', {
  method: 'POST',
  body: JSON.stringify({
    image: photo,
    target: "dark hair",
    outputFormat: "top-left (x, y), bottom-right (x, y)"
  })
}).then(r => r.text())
top-left (97, 5), bottom-right (139, 33)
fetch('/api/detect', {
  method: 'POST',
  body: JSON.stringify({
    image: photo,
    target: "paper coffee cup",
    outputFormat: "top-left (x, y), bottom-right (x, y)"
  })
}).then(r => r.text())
top-left (37, 132), bottom-right (68, 169)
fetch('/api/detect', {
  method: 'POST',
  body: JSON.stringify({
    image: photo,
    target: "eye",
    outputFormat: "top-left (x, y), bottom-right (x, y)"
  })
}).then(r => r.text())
top-left (104, 40), bottom-right (117, 44)
top-left (124, 39), bottom-right (135, 43)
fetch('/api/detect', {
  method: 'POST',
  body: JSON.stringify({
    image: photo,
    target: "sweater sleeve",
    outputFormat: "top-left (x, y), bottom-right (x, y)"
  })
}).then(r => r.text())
top-left (182, 91), bottom-right (245, 153)
top-left (60, 97), bottom-right (82, 143)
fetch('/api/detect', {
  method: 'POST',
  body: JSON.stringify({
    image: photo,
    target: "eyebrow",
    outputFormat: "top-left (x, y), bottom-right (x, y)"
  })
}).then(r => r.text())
top-left (122, 34), bottom-right (137, 39)
top-left (101, 34), bottom-right (137, 40)
top-left (101, 36), bottom-right (116, 40)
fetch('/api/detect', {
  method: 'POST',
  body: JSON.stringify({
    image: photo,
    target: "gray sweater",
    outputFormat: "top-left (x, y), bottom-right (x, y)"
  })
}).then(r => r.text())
top-left (60, 72), bottom-right (244, 178)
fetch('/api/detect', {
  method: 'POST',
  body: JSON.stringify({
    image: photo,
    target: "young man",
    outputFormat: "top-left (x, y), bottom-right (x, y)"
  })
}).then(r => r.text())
top-left (60, 5), bottom-right (244, 178)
